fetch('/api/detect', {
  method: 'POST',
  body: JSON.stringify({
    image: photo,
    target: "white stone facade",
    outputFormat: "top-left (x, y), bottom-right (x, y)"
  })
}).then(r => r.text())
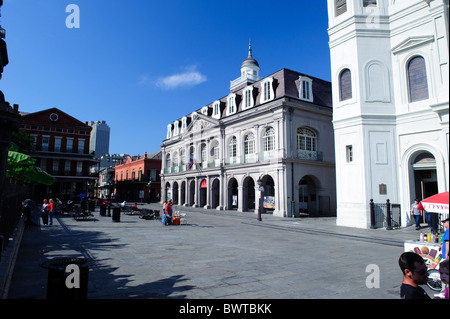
top-left (327, 0), bottom-right (449, 228)
top-left (160, 53), bottom-right (336, 218)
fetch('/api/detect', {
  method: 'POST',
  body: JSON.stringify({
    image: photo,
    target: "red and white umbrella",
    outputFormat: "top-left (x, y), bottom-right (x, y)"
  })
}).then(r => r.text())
top-left (417, 191), bottom-right (449, 214)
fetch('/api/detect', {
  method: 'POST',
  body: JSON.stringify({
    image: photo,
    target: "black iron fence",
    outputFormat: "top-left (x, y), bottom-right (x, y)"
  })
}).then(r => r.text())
top-left (0, 180), bottom-right (32, 249)
top-left (370, 199), bottom-right (401, 230)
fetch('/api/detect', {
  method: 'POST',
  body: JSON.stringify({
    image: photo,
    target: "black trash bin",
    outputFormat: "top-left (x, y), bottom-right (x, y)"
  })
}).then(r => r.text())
top-left (112, 207), bottom-right (121, 222)
top-left (40, 257), bottom-right (93, 299)
top-left (99, 204), bottom-right (106, 216)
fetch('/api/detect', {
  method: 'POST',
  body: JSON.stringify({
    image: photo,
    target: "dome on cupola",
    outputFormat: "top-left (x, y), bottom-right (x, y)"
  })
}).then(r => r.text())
top-left (241, 41), bottom-right (260, 69)
top-left (230, 41), bottom-right (262, 91)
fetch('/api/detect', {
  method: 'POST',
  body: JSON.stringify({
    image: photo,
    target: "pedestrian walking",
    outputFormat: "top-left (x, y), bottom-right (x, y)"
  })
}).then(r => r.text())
top-left (440, 217), bottom-right (449, 260)
top-left (410, 199), bottom-right (423, 230)
top-left (47, 198), bottom-right (54, 225)
top-left (438, 259), bottom-right (449, 299)
top-left (22, 198), bottom-right (35, 226)
top-left (41, 199), bottom-right (49, 226)
top-left (164, 200), bottom-right (173, 225)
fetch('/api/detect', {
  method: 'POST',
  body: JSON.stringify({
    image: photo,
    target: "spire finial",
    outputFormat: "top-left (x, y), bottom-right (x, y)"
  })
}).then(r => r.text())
top-left (248, 39), bottom-right (252, 57)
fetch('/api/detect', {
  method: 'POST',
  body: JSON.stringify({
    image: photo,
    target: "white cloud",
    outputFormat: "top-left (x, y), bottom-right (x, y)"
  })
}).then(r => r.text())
top-left (155, 65), bottom-right (207, 90)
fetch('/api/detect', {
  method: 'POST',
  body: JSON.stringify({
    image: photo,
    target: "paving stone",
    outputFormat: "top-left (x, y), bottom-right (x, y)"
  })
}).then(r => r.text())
top-left (6, 203), bottom-right (438, 299)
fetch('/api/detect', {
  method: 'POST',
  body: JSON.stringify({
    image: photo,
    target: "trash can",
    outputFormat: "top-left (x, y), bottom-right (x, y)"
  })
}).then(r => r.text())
top-left (99, 204), bottom-right (106, 216)
top-left (40, 257), bottom-right (93, 299)
top-left (112, 207), bottom-right (120, 222)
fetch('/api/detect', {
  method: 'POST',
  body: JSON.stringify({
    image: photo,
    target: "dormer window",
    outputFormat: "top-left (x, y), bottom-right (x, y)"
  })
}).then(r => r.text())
top-left (173, 120), bottom-right (180, 136)
top-left (191, 112), bottom-right (198, 120)
top-left (299, 76), bottom-right (313, 102)
top-left (227, 93), bottom-right (237, 116)
top-left (243, 86), bottom-right (254, 110)
top-left (260, 77), bottom-right (274, 104)
top-left (201, 106), bottom-right (208, 115)
top-left (212, 101), bottom-right (221, 119)
top-left (181, 117), bottom-right (187, 134)
top-left (166, 124), bottom-right (173, 139)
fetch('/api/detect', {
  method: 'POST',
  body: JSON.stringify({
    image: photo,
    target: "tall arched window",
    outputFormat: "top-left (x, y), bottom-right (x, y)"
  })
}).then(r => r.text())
top-left (407, 56), bottom-right (429, 102)
top-left (297, 128), bottom-right (317, 151)
top-left (210, 141), bottom-right (219, 160)
top-left (244, 133), bottom-right (255, 155)
top-left (263, 127), bottom-right (275, 151)
top-left (228, 136), bottom-right (237, 158)
top-left (166, 154), bottom-right (171, 168)
top-left (180, 149), bottom-right (185, 165)
top-left (339, 68), bottom-right (352, 101)
top-left (200, 143), bottom-right (207, 163)
top-left (172, 152), bottom-right (179, 167)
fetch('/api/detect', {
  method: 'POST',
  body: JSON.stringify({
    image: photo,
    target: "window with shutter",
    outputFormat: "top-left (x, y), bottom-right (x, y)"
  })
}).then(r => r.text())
top-left (407, 56), bottom-right (429, 103)
top-left (335, 0), bottom-right (347, 16)
top-left (339, 69), bottom-right (352, 101)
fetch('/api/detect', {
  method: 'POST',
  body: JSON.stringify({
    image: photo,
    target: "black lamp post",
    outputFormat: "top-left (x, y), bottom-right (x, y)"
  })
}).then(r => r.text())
top-left (146, 181), bottom-right (152, 203)
top-left (257, 178), bottom-right (264, 221)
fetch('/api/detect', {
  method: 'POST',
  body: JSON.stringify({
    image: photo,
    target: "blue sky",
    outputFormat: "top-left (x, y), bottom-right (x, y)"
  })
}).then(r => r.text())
top-left (0, 0), bottom-right (331, 156)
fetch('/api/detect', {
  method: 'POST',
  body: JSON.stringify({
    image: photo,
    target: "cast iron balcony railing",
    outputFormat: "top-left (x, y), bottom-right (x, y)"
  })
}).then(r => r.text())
top-left (296, 150), bottom-right (323, 161)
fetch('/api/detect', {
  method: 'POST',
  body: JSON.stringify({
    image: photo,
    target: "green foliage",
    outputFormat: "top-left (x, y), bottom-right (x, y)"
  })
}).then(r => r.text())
top-left (6, 150), bottom-right (56, 185)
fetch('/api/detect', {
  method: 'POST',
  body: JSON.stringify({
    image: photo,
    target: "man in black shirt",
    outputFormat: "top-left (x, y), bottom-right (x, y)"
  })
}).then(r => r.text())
top-left (398, 252), bottom-right (430, 299)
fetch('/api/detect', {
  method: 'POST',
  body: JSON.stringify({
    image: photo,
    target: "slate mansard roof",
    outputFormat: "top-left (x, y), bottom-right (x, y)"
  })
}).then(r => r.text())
top-left (167, 68), bottom-right (332, 138)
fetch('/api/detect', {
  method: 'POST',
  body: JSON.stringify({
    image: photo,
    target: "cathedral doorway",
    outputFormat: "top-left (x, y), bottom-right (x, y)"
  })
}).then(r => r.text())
top-left (411, 151), bottom-right (438, 201)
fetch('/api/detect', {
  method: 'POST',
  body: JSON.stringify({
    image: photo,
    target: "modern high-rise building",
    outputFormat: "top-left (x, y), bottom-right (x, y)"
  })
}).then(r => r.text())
top-left (327, 0), bottom-right (449, 228)
top-left (87, 120), bottom-right (110, 157)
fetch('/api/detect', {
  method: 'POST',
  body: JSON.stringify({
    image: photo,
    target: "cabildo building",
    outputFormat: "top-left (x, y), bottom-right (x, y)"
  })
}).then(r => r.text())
top-left (160, 45), bottom-right (336, 218)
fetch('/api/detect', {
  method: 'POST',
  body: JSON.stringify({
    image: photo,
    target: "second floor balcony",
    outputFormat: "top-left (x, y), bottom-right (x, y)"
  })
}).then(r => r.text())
top-left (162, 149), bottom-right (323, 175)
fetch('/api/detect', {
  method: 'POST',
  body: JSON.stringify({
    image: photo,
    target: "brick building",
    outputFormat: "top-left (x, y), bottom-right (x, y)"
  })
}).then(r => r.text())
top-left (114, 151), bottom-right (162, 202)
top-left (20, 107), bottom-right (98, 200)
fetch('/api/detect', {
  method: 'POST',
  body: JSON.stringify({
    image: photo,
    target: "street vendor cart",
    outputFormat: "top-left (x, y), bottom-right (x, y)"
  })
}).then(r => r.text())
top-left (406, 191), bottom-right (449, 292)
top-left (404, 240), bottom-right (443, 291)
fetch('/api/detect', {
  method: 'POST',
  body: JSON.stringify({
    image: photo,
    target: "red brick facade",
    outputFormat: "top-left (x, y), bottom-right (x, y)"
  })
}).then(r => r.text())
top-left (20, 108), bottom-right (97, 199)
top-left (114, 152), bottom-right (161, 202)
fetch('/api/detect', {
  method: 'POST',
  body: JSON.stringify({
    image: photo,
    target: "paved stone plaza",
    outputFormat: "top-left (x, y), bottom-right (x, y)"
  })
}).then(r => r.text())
top-left (6, 204), bottom-right (435, 299)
